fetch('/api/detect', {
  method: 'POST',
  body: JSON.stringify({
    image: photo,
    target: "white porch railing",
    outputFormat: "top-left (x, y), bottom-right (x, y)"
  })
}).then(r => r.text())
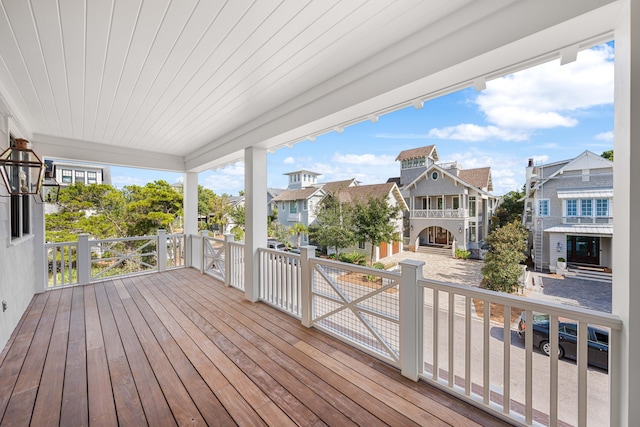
top-left (259, 248), bottom-right (301, 317)
top-left (411, 208), bottom-right (468, 218)
top-left (203, 235), bottom-right (225, 281)
top-left (189, 241), bottom-right (622, 427)
top-left (45, 230), bottom-right (185, 289)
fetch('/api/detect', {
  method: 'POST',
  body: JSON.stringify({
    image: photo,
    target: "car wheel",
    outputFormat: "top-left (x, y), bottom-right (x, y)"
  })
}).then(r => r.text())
top-left (540, 341), bottom-right (565, 358)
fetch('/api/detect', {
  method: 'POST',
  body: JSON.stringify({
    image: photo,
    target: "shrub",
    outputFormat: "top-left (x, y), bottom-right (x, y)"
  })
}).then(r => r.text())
top-left (455, 248), bottom-right (471, 259)
top-left (338, 251), bottom-right (367, 265)
top-left (372, 262), bottom-right (385, 269)
top-left (481, 221), bottom-right (527, 293)
top-left (557, 257), bottom-right (566, 262)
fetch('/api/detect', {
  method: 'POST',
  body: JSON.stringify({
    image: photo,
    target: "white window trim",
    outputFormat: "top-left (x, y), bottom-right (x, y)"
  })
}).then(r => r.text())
top-left (537, 199), bottom-right (550, 217)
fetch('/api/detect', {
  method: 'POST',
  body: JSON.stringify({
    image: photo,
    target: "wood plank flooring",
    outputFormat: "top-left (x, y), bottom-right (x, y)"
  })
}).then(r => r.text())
top-left (0, 268), bottom-right (512, 426)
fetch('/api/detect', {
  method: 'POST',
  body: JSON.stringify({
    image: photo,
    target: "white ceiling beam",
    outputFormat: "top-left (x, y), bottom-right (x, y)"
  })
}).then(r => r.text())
top-left (32, 133), bottom-right (185, 171)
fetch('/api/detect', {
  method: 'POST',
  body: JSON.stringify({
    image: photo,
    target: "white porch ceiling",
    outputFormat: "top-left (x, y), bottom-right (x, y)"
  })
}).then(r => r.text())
top-left (0, 0), bottom-right (623, 172)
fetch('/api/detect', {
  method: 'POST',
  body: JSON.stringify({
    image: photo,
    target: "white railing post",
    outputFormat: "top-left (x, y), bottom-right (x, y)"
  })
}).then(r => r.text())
top-left (224, 233), bottom-right (234, 287)
top-left (157, 229), bottom-right (167, 272)
top-left (200, 230), bottom-right (208, 274)
top-left (77, 234), bottom-right (91, 285)
top-left (399, 259), bottom-right (425, 381)
top-left (300, 245), bottom-right (316, 328)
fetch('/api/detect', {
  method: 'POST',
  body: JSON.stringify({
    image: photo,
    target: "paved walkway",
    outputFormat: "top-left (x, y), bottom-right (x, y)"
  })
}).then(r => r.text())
top-left (379, 250), bottom-right (484, 287)
top-left (379, 250), bottom-right (612, 314)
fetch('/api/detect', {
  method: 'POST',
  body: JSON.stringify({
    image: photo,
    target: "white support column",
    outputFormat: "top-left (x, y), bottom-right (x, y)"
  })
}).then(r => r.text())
top-left (244, 146), bottom-right (267, 302)
top-left (300, 245), bottom-right (316, 328)
top-left (612, 3), bottom-right (640, 426)
top-left (77, 234), bottom-right (91, 285)
top-left (183, 172), bottom-right (198, 268)
top-left (157, 229), bottom-right (167, 272)
top-left (399, 259), bottom-right (425, 381)
top-left (33, 201), bottom-right (47, 293)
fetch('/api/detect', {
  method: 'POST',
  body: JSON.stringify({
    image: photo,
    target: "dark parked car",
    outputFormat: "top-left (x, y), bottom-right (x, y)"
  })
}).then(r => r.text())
top-left (517, 312), bottom-right (609, 370)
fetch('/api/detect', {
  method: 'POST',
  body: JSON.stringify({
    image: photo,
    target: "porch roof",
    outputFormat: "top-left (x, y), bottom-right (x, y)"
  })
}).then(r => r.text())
top-left (0, 1), bottom-right (623, 172)
top-left (557, 187), bottom-right (614, 199)
top-left (544, 224), bottom-right (613, 236)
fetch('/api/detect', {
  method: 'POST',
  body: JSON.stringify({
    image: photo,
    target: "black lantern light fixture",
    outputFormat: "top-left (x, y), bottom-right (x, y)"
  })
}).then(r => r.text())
top-left (39, 167), bottom-right (61, 203)
top-left (0, 138), bottom-right (45, 196)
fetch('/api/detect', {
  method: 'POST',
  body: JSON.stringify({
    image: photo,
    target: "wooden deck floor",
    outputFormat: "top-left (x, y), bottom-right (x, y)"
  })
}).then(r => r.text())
top-left (0, 268), bottom-right (511, 426)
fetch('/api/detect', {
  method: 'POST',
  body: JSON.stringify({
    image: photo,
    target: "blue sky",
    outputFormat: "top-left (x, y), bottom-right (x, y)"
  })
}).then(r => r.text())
top-left (111, 43), bottom-right (614, 196)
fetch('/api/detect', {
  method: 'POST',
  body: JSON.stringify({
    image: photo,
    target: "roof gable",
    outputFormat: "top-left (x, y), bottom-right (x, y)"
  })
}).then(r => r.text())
top-left (395, 145), bottom-right (439, 162)
top-left (458, 167), bottom-right (493, 191)
top-left (404, 163), bottom-right (494, 195)
top-left (272, 187), bottom-right (323, 202)
top-left (560, 150), bottom-right (613, 172)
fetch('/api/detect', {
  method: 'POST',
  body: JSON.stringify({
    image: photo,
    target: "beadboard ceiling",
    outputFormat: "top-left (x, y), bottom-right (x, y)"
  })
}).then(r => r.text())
top-left (0, 0), bottom-right (622, 171)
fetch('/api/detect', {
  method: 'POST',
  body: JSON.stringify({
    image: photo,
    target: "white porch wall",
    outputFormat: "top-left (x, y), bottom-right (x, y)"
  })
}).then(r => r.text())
top-left (0, 117), bottom-right (40, 350)
top-left (612, 1), bottom-right (640, 425)
top-left (244, 147), bottom-right (267, 302)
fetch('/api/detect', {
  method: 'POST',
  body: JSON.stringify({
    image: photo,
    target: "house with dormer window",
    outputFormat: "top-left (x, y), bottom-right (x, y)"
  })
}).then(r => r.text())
top-left (271, 170), bottom-right (357, 245)
top-left (523, 151), bottom-right (614, 273)
top-left (394, 145), bottom-right (498, 256)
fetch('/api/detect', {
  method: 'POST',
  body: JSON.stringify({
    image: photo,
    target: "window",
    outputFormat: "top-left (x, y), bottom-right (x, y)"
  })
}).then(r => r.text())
top-left (581, 199), bottom-right (592, 217)
top-left (566, 199), bottom-right (578, 216)
top-left (75, 170), bottom-right (85, 184)
top-left (431, 171), bottom-right (438, 180)
top-left (468, 221), bottom-right (476, 243)
top-left (87, 171), bottom-right (97, 184)
top-left (596, 199), bottom-right (609, 216)
top-left (358, 241), bottom-right (365, 249)
top-left (289, 201), bottom-right (297, 214)
top-left (537, 199), bottom-right (550, 217)
top-left (62, 169), bottom-right (72, 183)
top-left (469, 196), bottom-right (477, 217)
top-left (453, 197), bottom-right (459, 210)
top-left (437, 197), bottom-right (443, 210)
top-left (303, 200), bottom-right (308, 210)
top-left (8, 143), bottom-right (31, 240)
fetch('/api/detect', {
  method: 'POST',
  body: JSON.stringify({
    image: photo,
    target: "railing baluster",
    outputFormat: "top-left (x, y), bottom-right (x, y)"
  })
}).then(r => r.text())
top-left (550, 314), bottom-right (559, 427)
top-left (483, 300), bottom-right (490, 405)
top-left (577, 320), bottom-right (588, 427)
top-left (465, 296), bottom-right (471, 396)
top-left (525, 308), bottom-right (533, 425)
top-left (448, 292), bottom-right (454, 388)
top-left (503, 304), bottom-right (511, 415)
top-left (433, 289), bottom-right (439, 381)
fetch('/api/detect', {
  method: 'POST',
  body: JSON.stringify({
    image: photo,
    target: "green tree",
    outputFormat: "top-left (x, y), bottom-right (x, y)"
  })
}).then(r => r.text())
top-left (228, 205), bottom-right (245, 230)
top-left (601, 150), bottom-right (613, 161)
top-left (289, 222), bottom-right (308, 248)
top-left (351, 196), bottom-right (401, 267)
top-left (123, 180), bottom-right (183, 236)
top-left (268, 220), bottom-right (290, 245)
top-left (481, 221), bottom-right (528, 293)
top-left (46, 183), bottom-right (127, 242)
top-left (310, 196), bottom-right (356, 256)
top-left (491, 188), bottom-right (525, 230)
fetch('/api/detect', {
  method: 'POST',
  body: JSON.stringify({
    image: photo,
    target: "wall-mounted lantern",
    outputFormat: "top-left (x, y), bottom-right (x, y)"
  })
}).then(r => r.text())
top-left (0, 138), bottom-right (45, 196)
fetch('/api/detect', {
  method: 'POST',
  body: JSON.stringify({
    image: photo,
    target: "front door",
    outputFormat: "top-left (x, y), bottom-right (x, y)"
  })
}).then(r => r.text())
top-left (435, 227), bottom-right (448, 244)
top-left (567, 236), bottom-right (600, 265)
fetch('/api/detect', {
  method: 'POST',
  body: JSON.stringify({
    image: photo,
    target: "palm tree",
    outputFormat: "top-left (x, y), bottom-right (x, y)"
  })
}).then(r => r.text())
top-left (289, 222), bottom-right (308, 248)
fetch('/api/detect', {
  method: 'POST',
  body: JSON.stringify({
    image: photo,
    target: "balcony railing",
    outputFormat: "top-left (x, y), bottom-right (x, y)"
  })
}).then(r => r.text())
top-left (411, 208), bottom-right (468, 218)
top-left (45, 229), bottom-right (184, 289)
top-left (44, 233), bottom-right (622, 425)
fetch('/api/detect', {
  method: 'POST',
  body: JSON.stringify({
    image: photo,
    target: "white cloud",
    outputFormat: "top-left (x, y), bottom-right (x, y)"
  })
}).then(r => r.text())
top-left (283, 156), bottom-right (295, 164)
top-left (374, 133), bottom-right (428, 139)
top-left (201, 163), bottom-right (245, 195)
top-left (110, 175), bottom-right (152, 187)
top-left (332, 153), bottom-right (396, 166)
top-left (477, 44), bottom-right (613, 130)
top-left (595, 131), bottom-right (614, 141)
top-left (426, 124), bottom-right (529, 141)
